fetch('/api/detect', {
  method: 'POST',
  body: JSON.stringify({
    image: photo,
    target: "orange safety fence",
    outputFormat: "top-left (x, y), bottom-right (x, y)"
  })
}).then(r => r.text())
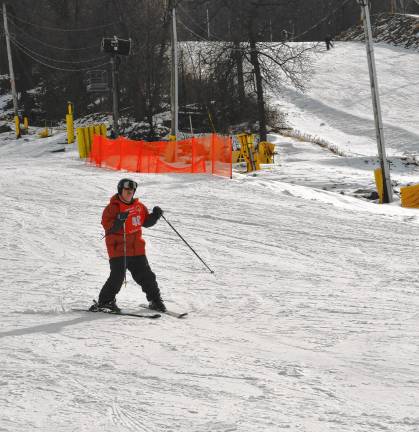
top-left (90, 134), bottom-right (232, 178)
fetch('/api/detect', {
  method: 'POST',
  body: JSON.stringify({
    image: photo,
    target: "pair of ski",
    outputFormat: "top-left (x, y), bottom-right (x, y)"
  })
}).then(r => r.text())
top-left (72, 303), bottom-right (187, 319)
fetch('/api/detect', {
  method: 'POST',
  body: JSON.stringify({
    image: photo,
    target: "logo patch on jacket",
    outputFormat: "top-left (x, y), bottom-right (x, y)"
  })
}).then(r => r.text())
top-left (123, 203), bottom-right (145, 234)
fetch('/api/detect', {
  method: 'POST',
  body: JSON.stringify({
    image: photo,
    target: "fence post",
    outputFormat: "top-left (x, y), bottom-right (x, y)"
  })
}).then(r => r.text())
top-left (230, 136), bottom-right (233, 179)
top-left (117, 137), bottom-right (123, 170)
top-left (136, 140), bottom-right (143, 173)
top-left (14, 116), bottom-right (20, 139)
top-left (100, 123), bottom-right (107, 137)
top-left (66, 102), bottom-right (75, 144)
top-left (98, 134), bottom-right (103, 165)
top-left (374, 168), bottom-right (384, 204)
top-left (76, 127), bottom-right (86, 158)
top-left (191, 137), bottom-right (196, 173)
top-left (82, 127), bottom-right (90, 156)
top-left (211, 133), bottom-right (215, 175)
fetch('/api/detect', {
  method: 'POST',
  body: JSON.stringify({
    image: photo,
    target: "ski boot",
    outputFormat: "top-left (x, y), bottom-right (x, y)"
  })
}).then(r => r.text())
top-left (89, 299), bottom-right (121, 313)
top-left (148, 297), bottom-right (166, 313)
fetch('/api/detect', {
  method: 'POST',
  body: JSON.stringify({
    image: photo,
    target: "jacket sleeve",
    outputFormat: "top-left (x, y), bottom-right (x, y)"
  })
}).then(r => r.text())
top-left (142, 206), bottom-right (159, 228)
top-left (102, 203), bottom-right (119, 233)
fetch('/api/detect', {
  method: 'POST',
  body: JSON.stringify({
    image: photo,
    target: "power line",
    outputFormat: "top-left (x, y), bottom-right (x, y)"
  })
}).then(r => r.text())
top-left (179, 0), bottom-right (353, 43)
top-left (7, 17), bottom-right (100, 51)
top-left (178, 19), bottom-right (252, 55)
top-left (8, 12), bottom-right (121, 32)
top-left (294, 0), bottom-right (353, 40)
top-left (177, 17), bottom-right (213, 43)
top-left (10, 38), bottom-right (110, 72)
top-left (11, 37), bottom-right (107, 65)
top-left (178, 5), bottom-right (247, 44)
top-left (177, 4), bottom-right (224, 41)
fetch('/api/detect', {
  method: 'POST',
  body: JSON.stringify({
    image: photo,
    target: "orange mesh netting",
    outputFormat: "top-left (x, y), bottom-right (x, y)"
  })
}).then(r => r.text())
top-left (90, 134), bottom-right (232, 178)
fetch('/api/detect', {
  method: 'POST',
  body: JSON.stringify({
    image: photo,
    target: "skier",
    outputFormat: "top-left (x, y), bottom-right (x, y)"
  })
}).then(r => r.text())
top-left (325, 34), bottom-right (334, 51)
top-left (90, 178), bottom-right (166, 313)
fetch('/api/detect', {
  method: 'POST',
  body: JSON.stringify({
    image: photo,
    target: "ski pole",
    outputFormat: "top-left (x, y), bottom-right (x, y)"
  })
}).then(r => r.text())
top-left (162, 215), bottom-right (214, 274)
top-left (123, 222), bottom-right (127, 286)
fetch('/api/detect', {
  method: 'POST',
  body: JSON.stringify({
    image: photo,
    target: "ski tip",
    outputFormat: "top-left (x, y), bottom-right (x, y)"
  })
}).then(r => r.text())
top-left (139, 304), bottom-right (188, 319)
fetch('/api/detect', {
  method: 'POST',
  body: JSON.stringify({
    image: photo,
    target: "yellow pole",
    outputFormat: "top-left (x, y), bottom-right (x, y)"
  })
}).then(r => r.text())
top-left (23, 116), bottom-right (29, 129)
top-left (374, 168), bottom-right (384, 204)
top-left (167, 134), bottom-right (177, 162)
top-left (66, 102), bottom-right (75, 144)
top-left (14, 115), bottom-right (20, 138)
top-left (83, 127), bottom-right (92, 156)
top-left (88, 126), bottom-right (94, 152)
top-left (76, 127), bottom-right (87, 158)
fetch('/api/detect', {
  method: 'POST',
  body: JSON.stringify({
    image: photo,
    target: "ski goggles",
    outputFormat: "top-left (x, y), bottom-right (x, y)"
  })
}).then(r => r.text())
top-left (121, 180), bottom-right (138, 190)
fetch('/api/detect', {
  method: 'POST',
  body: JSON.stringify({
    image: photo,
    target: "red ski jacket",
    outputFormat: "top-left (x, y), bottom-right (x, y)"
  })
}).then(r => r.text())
top-left (102, 194), bottom-right (151, 259)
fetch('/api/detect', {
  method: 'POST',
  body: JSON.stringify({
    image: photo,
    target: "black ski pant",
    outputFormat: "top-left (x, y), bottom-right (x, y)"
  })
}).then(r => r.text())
top-left (99, 255), bottom-right (161, 305)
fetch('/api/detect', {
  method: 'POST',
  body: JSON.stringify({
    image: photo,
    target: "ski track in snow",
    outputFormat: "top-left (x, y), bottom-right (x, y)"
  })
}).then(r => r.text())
top-left (1, 42), bottom-right (419, 431)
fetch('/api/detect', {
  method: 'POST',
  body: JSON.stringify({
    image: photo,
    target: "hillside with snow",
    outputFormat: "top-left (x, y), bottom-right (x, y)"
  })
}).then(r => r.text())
top-left (1, 41), bottom-right (419, 431)
top-left (276, 41), bottom-right (419, 187)
top-left (339, 13), bottom-right (419, 50)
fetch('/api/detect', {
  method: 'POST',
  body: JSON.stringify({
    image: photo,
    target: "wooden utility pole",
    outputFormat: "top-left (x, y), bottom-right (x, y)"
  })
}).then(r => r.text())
top-left (206, 3), bottom-right (210, 39)
top-left (390, 0), bottom-right (397, 13)
top-left (170, 0), bottom-right (179, 139)
top-left (357, 0), bottom-right (393, 203)
top-left (101, 36), bottom-right (131, 137)
top-left (110, 55), bottom-right (120, 137)
top-left (2, 3), bottom-right (20, 138)
top-left (249, 38), bottom-right (267, 142)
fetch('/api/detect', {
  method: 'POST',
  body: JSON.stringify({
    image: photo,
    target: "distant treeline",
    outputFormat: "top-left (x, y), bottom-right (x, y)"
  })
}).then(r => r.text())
top-left (0, 0), bottom-right (417, 139)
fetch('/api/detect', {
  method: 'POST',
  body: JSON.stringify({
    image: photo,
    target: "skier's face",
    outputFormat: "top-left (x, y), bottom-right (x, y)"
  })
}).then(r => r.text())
top-left (121, 187), bottom-right (135, 203)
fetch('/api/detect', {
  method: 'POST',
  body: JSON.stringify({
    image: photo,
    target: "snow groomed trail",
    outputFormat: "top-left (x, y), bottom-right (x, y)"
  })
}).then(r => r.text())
top-left (0, 129), bottom-right (418, 431)
top-left (277, 42), bottom-right (419, 157)
top-left (1, 40), bottom-right (419, 432)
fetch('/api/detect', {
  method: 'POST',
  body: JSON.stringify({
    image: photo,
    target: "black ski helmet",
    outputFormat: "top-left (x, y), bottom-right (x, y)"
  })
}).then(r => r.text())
top-left (117, 178), bottom-right (138, 195)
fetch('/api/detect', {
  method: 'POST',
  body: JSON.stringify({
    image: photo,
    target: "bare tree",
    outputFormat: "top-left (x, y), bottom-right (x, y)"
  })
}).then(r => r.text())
top-left (118, 0), bottom-right (171, 139)
top-left (181, 0), bottom-right (316, 140)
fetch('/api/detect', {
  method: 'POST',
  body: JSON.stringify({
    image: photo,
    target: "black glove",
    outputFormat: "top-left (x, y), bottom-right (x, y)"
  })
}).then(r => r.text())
top-left (108, 211), bottom-right (130, 235)
top-left (152, 206), bottom-right (163, 219)
top-left (143, 207), bottom-right (163, 228)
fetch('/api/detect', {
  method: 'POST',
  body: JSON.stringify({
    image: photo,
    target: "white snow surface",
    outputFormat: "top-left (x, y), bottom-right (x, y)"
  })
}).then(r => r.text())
top-left (277, 41), bottom-right (419, 157)
top-left (1, 42), bottom-right (419, 431)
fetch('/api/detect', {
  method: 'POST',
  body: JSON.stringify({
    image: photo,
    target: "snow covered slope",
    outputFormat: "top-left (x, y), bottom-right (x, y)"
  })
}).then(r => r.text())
top-left (339, 13), bottom-right (419, 50)
top-left (1, 40), bottom-right (419, 431)
top-left (276, 42), bottom-right (419, 157)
